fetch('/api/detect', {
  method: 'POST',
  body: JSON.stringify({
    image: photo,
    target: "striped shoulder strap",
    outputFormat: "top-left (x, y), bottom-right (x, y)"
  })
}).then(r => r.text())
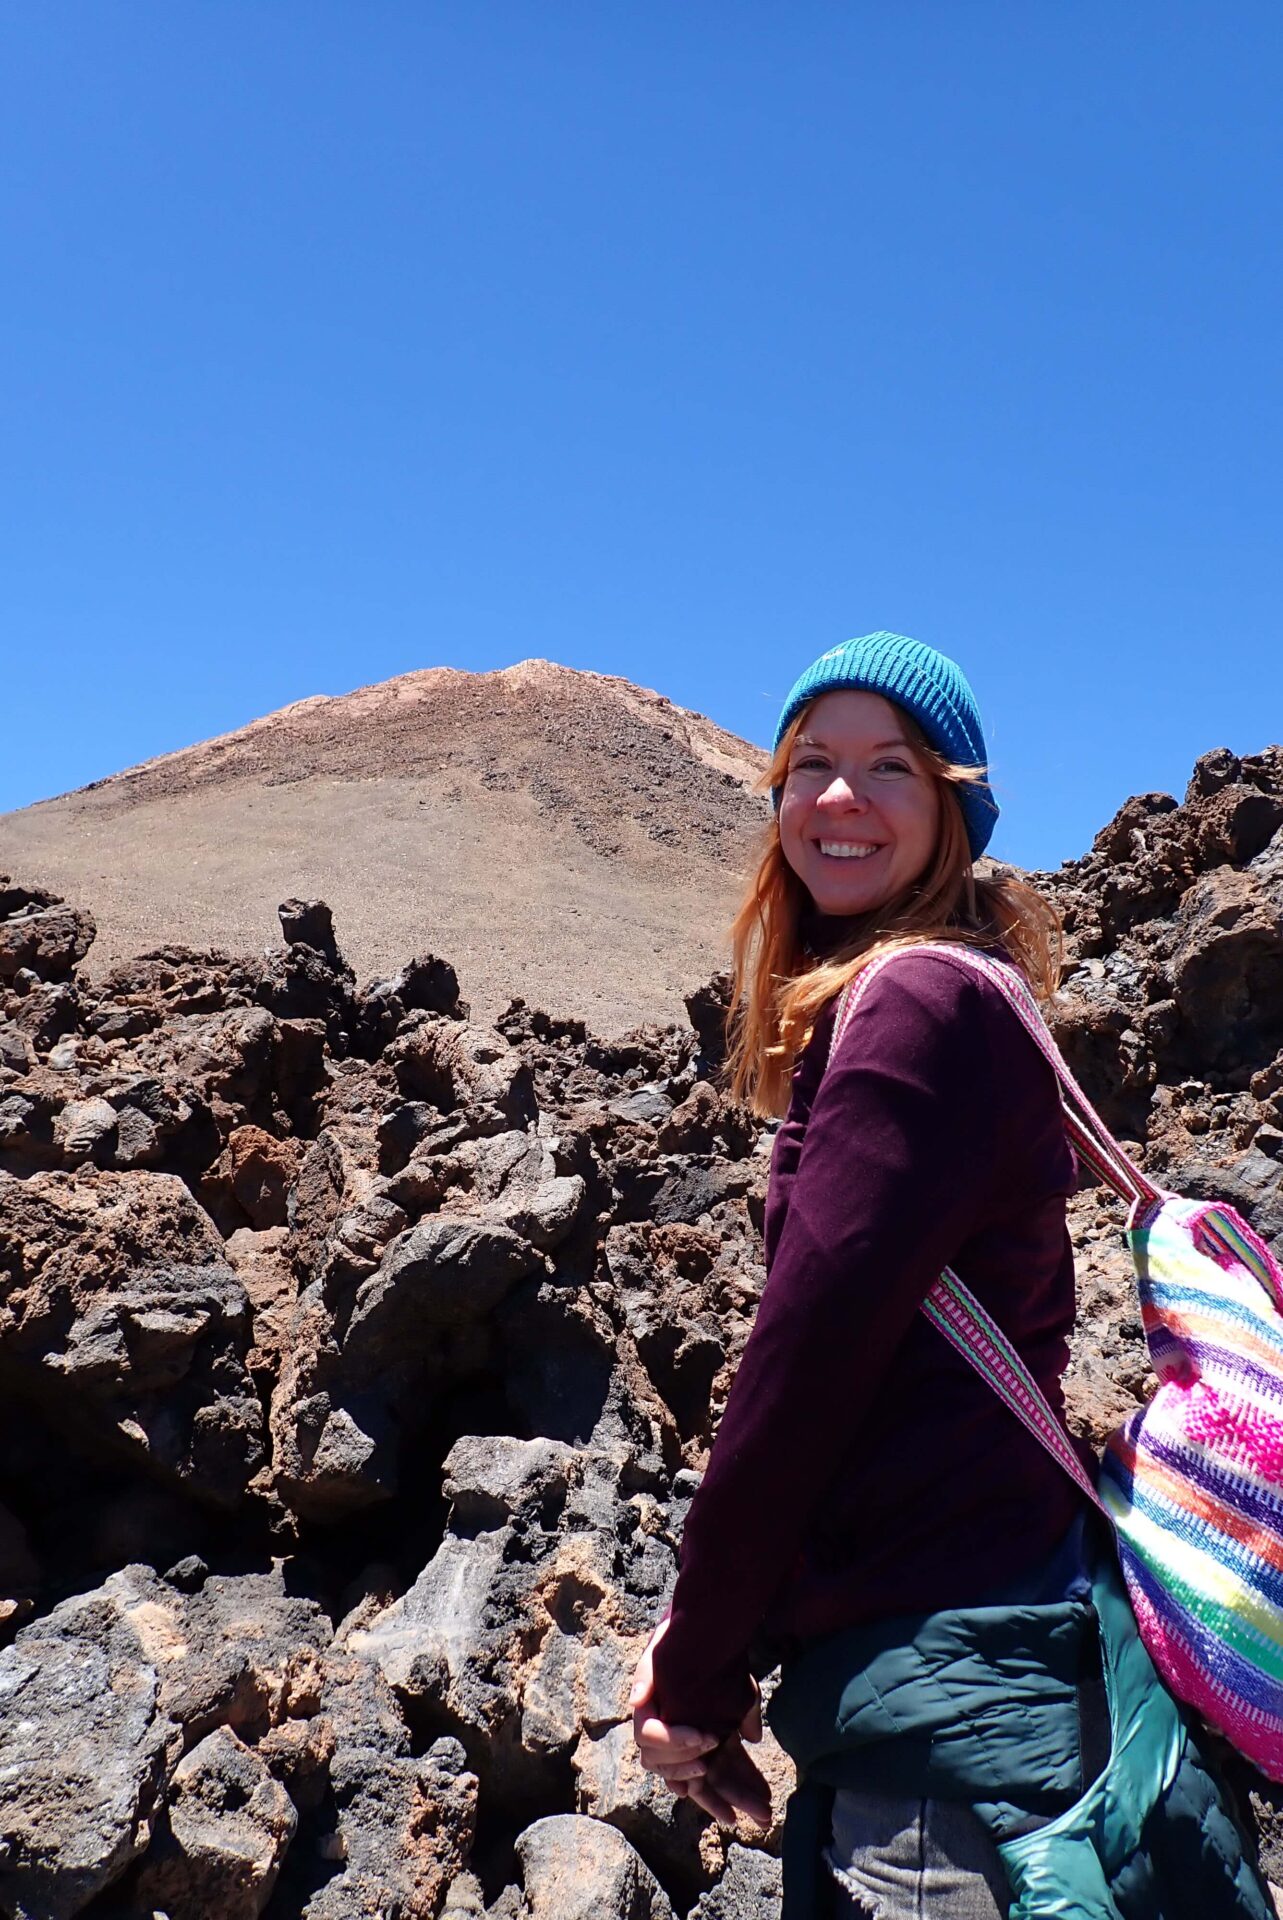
top-left (924, 1266), bottom-right (1103, 1508)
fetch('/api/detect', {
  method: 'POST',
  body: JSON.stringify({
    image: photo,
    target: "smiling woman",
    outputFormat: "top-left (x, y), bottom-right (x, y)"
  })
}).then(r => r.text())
top-left (627, 633), bottom-right (1275, 1920)
top-left (776, 693), bottom-right (941, 917)
top-left (723, 635), bottom-right (1058, 1118)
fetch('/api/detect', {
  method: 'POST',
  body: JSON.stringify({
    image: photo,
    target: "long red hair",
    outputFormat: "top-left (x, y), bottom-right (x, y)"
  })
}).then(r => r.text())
top-left (726, 704), bottom-right (1063, 1115)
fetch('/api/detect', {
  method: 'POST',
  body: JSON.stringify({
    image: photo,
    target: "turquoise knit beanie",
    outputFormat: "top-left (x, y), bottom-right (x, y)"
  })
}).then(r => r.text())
top-left (771, 631), bottom-right (999, 860)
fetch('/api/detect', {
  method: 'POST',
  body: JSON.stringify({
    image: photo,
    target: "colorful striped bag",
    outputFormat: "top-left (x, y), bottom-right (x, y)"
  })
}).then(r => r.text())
top-left (831, 941), bottom-right (1283, 1780)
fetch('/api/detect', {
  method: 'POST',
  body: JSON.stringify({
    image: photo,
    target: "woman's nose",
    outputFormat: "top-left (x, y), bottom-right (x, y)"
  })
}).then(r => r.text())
top-left (817, 774), bottom-right (867, 810)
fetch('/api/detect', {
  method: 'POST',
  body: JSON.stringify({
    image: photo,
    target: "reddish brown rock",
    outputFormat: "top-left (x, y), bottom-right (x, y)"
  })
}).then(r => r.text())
top-left (0, 897), bottom-right (96, 983)
top-left (0, 1167), bottom-right (263, 1504)
top-left (220, 1123), bottom-right (305, 1229)
top-left (224, 1225), bottom-right (297, 1391)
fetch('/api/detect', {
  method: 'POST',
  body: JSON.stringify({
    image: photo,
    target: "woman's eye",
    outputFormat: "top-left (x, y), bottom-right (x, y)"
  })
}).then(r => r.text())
top-left (874, 757), bottom-right (912, 775)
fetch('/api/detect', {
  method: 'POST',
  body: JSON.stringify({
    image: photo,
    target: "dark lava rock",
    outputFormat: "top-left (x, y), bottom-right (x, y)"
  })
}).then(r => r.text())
top-left (3, 745), bottom-right (1283, 1919)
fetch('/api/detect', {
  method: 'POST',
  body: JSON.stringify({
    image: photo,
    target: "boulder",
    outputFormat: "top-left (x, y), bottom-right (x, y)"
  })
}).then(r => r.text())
top-left (1171, 869), bottom-right (1283, 1075)
top-left (344, 1215), bottom-right (542, 1368)
top-left (109, 1074), bottom-right (210, 1174)
top-left (103, 1562), bottom-right (332, 1747)
top-left (350, 1439), bottom-right (665, 1805)
top-left (0, 1168), bottom-right (263, 1504)
top-left (470, 1127), bottom-right (588, 1249)
top-left (270, 1210), bottom-right (542, 1519)
top-left (92, 943), bottom-right (262, 1018)
top-left (279, 897), bottom-right (343, 961)
top-left (133, 1727), bottom-right (297, 1920)
top-left (388, 1016), bottom-right (537, 1134)
top-left (0, 900), bottom-right (96, 983)
top-left (224, 1224), bottom-right (297, 1391)
top-left (126, 1005), bottom-right (325, 1140)
top-left (0, 1019), bottom-right (35, 1074)
top-left (0, 1576), bottom-right (175, 1918)
top-left (51, 1096), bottom-right (118, 1167)
top-left (221, 1123), bottom-right (305, 1228)
top-left (357, 952), bottom-right (465, 1052)
top-left (684, 974), bottom-right (733, 1074)
top-left (514, 1814), bottom-right (673, 1920)
top-left (304, 1736), bottom-right (478, 1920)
top-left (686, 1844), bottom-right (782, 1918)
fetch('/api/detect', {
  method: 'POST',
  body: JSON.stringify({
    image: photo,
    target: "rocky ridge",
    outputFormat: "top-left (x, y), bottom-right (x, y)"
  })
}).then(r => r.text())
top-left (0, 741), bottom-right (1281, 1916)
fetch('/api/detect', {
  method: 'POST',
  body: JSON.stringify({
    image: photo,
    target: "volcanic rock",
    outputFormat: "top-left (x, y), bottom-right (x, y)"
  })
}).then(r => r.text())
top-left (0, 1167), bottom-right (263, 1505)
top-left (0, 880), bottom-right (96, 984)
top-left (349, 1437), bottom-right (665, 1809)
top-left (133, 1727), bottom-right (298, 1920)
top-left (0, 730), bottom-right (1280, 1918)
top-left (302, 1736), bottom-right (478, 1920)
top-left (687, 1846), bottom-right (784, 1917)
top-left (0, 1575), bottom-right (175, 1919)
top-left (514, 1814), bottom-right (673, 1920)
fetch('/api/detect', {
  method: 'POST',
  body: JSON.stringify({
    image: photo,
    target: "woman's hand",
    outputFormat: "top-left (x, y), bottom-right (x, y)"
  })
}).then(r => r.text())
top-left (684, 1730), bottom-right (772, 1830)
top-left (628, 1620), bottom-right (771, 1829)
top-left (629, 1620), bottom-right (720, 1790)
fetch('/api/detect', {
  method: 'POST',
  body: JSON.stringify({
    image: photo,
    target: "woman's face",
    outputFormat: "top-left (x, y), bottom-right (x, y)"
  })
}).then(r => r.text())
top-left (778, 690), bottom-right (941, 917)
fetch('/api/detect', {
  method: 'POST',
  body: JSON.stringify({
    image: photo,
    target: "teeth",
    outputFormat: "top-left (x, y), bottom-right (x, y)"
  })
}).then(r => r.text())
top-left (819, 842), bottom-right (879, 859)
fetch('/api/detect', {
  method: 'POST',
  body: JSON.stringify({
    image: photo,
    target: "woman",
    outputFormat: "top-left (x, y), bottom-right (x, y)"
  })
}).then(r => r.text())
top-left (630, 634), bottom-right (1273, 1918)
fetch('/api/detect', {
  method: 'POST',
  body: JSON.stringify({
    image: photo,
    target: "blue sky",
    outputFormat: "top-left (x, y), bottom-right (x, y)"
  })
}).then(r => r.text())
top-left (3, 3), bottom-right (1281, 869)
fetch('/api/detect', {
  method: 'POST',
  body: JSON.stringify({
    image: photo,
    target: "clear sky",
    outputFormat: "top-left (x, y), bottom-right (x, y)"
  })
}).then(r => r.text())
top-left (3, 3), bottom-right (1281, 870)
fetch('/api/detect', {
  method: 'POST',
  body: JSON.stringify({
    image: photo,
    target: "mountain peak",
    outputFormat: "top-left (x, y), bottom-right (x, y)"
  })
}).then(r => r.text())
top-left (0, 661), bottom-right (768, 1032)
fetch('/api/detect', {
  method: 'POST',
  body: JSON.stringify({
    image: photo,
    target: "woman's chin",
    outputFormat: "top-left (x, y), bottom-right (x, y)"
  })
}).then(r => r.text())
top-left (807, 877), bottom-right (893, 918)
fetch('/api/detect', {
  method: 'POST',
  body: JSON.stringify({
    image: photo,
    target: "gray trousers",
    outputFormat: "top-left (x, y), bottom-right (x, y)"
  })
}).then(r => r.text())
top-left (823, 1647), bottom-right (1114, 1919)
top-left (824, 1790), bottom-right (1010, 1919)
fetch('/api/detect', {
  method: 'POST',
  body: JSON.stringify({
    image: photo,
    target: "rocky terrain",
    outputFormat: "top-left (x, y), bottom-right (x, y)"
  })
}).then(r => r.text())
top-left (0, 740), bottom-right (1281, 1918)
top-left (0, 661), bottom-right (768, 1035)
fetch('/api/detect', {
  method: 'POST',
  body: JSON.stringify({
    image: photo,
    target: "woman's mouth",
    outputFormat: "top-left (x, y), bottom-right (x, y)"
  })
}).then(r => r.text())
top-left (816, 841), bottom-right (882, 860)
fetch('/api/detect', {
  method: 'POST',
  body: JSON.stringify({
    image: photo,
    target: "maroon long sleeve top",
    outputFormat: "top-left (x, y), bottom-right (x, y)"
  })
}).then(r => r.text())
top-left (650, 949), bottom-right (1085, 1737)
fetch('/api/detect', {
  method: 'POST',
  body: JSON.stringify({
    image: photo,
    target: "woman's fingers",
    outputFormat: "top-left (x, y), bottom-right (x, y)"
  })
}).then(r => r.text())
top-left (697, 1735), bottom-right (772, 1829)
top-left (634, 1714), bottom-right (717, 1753)
top-left (627, 1617), bottom-right (670, 1710)
top-left (627, 1617), bottom-right (723, 1789)
top-left (739, 1694), bottom-right (763, 1744)
top-left (634, 1713), bottom-right (718, 1769)
top-left (684, 1775), bottom-right (741, 1825)
top-left (652, 1757), bottom-right (710, 1784)
top-left (637, 1720), bottom-right (772, 1826)
top-left (628, 1647), bottom-right (655, 1713)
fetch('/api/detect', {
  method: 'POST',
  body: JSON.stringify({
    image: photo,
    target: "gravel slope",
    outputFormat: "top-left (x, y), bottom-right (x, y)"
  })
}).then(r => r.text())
top-left (0, 661), bottom-right (769, 1033)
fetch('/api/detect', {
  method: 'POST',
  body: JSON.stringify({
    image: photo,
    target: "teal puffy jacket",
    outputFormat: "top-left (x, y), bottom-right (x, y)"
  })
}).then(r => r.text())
top-left (769, 1545), bottom-right (1274, 1919)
